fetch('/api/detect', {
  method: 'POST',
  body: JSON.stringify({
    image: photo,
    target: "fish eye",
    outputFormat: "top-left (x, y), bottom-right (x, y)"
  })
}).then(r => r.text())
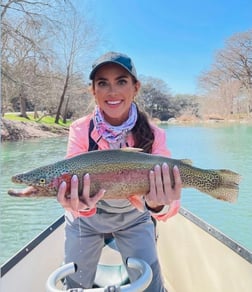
top-left (39, 178), bottom-right (46, 185)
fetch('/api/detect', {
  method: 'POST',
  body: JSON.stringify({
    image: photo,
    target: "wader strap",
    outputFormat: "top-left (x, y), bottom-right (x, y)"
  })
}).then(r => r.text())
top-left (88, 119), bottom-right (99, 151)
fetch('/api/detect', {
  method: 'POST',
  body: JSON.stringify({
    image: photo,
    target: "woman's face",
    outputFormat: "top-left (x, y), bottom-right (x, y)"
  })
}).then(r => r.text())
top-left (92, 63), bottom-right (140, 126)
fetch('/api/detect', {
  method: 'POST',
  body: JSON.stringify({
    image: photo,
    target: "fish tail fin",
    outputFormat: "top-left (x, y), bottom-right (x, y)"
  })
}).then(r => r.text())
top-left (207, 170), bottom-right (241, 203)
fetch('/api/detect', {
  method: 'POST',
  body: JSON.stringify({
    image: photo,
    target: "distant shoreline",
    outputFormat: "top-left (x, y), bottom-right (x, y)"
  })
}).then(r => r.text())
top-left (1, 118), bottom-right (69, 142)
top-left (155, 114), bottom-right (252, 125)
top-left (1, 116), bottom-right (251, 142)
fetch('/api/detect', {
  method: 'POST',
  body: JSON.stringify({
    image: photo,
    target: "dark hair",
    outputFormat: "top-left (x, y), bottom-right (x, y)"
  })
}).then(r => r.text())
top-left (132, 104), bottom-right (154, 153)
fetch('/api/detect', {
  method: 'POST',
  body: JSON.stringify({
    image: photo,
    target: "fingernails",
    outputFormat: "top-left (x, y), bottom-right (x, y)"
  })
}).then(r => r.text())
top-left (163, 162), bottom-right (168, 169)
top-left (60, 181), bottom-right (66, 188)
top-left (149, 170), bottom-right (154, 176)
top-left (72, 175), bottom-right (78, 182)
top-left (173, 165), bottom-right (179, 172)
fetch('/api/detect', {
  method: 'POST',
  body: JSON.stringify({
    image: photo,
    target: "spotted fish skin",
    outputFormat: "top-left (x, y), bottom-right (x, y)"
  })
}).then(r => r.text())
top-left (9, 149), bottom-right (241, 202)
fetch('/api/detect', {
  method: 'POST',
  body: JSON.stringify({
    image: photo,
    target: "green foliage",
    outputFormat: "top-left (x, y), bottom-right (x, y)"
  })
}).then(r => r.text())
top-left (170, 94), bottom-right (200, 117)
top-left (4, 113), bottom-right (71, 127)
top-left (138, 76), bottom-right (200, 120)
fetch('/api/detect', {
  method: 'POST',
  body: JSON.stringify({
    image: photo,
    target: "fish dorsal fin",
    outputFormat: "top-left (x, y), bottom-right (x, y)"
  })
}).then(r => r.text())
top-left (180, 159), bottom-right (193, 165)
top-left (120, 147), bottom-right (143, 152)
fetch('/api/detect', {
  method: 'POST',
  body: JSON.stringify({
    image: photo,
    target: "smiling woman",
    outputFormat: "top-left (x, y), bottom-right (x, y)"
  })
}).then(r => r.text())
top-left (90, 52), bottom-right (140, 126)
top-left (51, 51), bottom-right (182, 291)
top-left (92, 66), bottom-right (138, 126)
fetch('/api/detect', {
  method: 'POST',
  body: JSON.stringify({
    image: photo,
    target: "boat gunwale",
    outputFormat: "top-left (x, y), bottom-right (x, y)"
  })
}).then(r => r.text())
top-left (1, 207), bottom-right (251, 279)
top-left (179, 207), bottom-right (252, 264)
top-left (0, 215), bottom-right (65, 277)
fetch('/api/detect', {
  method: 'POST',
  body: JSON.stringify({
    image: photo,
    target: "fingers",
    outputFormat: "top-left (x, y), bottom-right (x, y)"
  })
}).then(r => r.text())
top-left (153, 165), bottom-right (164, 201)
top-left (57, 175), bottom-right (80, 211)
top-left (57, 181), bottom-right (69, 208)
top-left (148, 164), bottom-right (166, 201)
top-left (80, 174), bottom-right (105, 209)
top-left (57, 174), bottom-right (105, 212)
top-left (148, 170), bottom-right (156, 200)
top-left (80, 173), bottom-right (91, 206)
top-left (172, 165), bottom-right (182, 200)
top-left (146, 165), bottom-right (165, 208)
top-left (70, 175), bottom-right (79, 211)
top-left (146, 163), bottom-right (182, 208)
top-left (161, 163), bottom-right (172, 198)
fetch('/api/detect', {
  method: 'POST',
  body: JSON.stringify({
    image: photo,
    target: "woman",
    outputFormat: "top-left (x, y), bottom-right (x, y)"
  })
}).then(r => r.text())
top-left (57, 51), bottom-right (182, 291)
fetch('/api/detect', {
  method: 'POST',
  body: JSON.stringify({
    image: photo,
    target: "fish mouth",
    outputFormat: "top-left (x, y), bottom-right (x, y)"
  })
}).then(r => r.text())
top-left (8, 186), bottom-right (55, 197)
top-left (8, 186), bottom-right (40, 197)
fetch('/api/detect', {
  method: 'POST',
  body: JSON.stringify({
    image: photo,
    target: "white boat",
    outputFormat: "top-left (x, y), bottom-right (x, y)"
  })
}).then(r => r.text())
top-left (1, 207), bottom-right (252, 292)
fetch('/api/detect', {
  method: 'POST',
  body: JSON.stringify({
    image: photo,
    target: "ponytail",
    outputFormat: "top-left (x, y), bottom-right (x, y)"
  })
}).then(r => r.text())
top-left (132, 104), bottom-right (154, 153)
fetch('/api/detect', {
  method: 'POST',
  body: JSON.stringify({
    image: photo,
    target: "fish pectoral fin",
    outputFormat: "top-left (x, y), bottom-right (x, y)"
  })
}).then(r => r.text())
top-left (128, 195), bottom-right (144, 212)
top-left (120, 147), bottom-right (143, 152)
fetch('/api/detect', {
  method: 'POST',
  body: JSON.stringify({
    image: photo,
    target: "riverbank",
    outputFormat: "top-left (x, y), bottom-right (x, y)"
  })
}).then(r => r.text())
top-left (1, 115), bottom-right (252, 142)
top-left (1, 118), bottom-right (69, 142)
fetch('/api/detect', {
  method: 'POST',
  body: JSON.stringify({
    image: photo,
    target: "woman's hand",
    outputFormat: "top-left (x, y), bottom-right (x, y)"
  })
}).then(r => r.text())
top-left (145, 163), bottom-right (182, 212)
top-left (57, 174), bottom-right (105, 212)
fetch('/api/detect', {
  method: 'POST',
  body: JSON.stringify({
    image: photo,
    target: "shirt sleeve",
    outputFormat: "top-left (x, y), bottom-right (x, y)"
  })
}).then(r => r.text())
top-left (151, 125), bottom-right (171, 157)
top-left (151, 200), bottom-right (181, 221)
top-left (66, 117), bottom-right (89, 158)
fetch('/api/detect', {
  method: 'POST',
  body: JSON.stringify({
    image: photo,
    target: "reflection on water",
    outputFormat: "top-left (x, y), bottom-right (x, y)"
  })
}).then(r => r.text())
top-left (0, 124), bottom-right (252, 265)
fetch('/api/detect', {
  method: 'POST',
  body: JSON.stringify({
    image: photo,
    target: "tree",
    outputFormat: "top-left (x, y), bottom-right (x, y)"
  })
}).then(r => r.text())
top-left (216, 30), bottom-right (252, 92)
top-left (1, 0), bottom-right (102, 121)
top-left (198, 29), bottom-right (252, 116)
top-left (1, 0), bottom-right (70, 116)
top-left (170, 94), bottom-right (200, 117)
top-left (53, 7), bottom-right (100, 123)
top-left (138, 76), bottom-right (173, 120)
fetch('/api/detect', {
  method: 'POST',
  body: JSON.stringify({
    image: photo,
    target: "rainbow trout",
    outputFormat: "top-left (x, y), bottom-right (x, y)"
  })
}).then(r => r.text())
top-left (8, 149), bottom-right (241, 202)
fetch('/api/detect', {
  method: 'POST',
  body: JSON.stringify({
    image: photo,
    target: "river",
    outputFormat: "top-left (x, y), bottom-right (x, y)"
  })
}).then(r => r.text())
top-left (0, 123), bottom-right (251, 265)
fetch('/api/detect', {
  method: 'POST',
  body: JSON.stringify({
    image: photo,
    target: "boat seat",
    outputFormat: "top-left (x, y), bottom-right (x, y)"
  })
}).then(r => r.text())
top-left (93, 237), bottom-right (129, 288)
top-left (93, 263), bottom-right (129, 288)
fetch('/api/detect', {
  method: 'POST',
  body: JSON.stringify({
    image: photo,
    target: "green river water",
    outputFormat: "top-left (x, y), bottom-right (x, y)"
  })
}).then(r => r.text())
top-left (0, 123), bottom-right (251, 265)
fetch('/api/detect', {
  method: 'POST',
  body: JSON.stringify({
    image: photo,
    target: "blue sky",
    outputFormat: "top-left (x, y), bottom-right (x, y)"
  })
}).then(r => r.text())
top-left (78, 0), bottom-right (252, 95)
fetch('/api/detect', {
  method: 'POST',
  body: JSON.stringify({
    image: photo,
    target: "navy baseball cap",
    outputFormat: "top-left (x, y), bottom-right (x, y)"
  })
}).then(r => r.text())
top-left (89, 51), bottom-right (138, 80)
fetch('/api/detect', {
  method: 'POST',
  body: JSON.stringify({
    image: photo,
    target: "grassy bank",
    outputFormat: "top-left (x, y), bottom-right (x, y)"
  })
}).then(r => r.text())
top-left (1, 113), bottom-right (70, 141)
top-left (4, 113), bottom-right (71, 127)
